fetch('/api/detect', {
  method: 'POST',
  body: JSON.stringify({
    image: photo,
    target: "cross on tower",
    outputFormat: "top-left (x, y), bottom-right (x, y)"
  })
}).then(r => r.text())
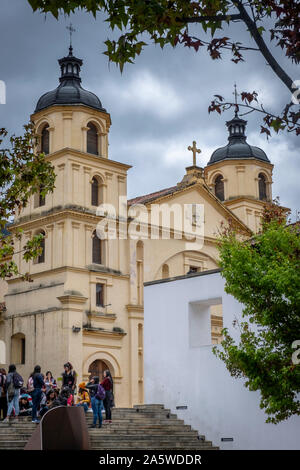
top-left (66, 23), bottom-right (76, 48)
top-left (188, 141), bottom-right (201, 166)
top-left (233, 82), bottom-right (240, 113)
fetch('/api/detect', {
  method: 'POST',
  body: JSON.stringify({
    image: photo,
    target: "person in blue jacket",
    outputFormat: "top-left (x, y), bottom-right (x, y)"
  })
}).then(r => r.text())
top-left (31, 365), bottom-right (45, 423)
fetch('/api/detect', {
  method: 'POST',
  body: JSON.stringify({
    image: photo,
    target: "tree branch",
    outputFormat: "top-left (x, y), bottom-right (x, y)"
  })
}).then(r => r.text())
top-left (217, 100), bottom-right (300, 129)
top-left (180, 14), bottom-right (242, 23)
top-left (233, 1), bottom-right (294, 92)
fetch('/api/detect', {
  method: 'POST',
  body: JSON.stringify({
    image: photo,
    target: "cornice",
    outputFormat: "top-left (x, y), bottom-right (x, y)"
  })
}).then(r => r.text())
top-left (126, 304), bottom-right (144, 313)
top-left (11, 206), bottom-right (104, 230)
top-left (224, 197), bottom-right (267, 207)
top-left (6, 265), bottom-right (129, 284)
top-left (82, 328), bottom-right (126, 339)
top-left (57, 294), bottom-right (87, 305)
top-left (31, 104), bottom-right (112, 128)
top-left (204, 158), bottom-right (273, 173)
top-left (45, 147), bottom-right (132, 171)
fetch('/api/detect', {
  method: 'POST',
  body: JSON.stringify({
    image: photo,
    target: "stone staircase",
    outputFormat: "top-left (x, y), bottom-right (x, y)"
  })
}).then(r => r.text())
top-left (0, 404), bottom-right (218, 450)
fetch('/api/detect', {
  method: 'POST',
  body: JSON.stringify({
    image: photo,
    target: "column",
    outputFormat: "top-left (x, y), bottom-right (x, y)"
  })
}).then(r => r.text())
top-left (72, 222), bottom-right (81, 267)
top-left (236, 165), bottom-right (246, 197)
top-left (62, 111), bottom-right (73, 148)
top-left (48, 126), bottom-right (55, 154)
top-left (81, 126), bottom-right (89, 153)
top-left (55, 222), bottom-right (65, 268)
top-left (72, 163), bottom-right (80, 205)
top-left (83, 166), bottom-right (91, 207)
top-left (45, 224), bottom-right (54, 270)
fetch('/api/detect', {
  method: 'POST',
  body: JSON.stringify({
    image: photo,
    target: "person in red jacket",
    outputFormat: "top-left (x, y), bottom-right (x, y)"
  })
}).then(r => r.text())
top-left (101, 370), bottom-right (114, 423)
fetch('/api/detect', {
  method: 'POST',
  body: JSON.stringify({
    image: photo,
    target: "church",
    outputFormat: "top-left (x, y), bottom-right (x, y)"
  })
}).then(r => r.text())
top-left (0, 46), bottom-right (274, 407)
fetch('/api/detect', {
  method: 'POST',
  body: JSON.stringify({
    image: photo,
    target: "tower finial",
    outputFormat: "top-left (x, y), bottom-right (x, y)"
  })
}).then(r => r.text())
top-left (66, 23), bottom-right (76, 54)
top-left (233, 83), bottom-right (239, 116)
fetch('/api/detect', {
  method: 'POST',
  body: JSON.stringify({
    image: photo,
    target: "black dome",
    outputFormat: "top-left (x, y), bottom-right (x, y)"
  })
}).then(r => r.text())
top-left (208, 113), bottom-right (270, 165)
top-left (35, 46), bottom-right (106, 113)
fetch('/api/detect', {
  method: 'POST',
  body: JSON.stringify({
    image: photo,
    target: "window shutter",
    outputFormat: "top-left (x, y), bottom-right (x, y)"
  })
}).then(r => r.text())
top-left (96, 284), bottom-right (104, 307)
top-left (91, 177), bottom-right (99, 206)
top-left (215, 175), bottom-right (225, 201)
top-left (41, 126), bottom-right (49, 155)
top-left (92, 231), bottom-right (101, 264)
top-left (38, 232), bottom-right (45, 264)
top-left (87, 122), bottom-right (98, 155)
top-left (258, 174), bottom-right (267, 200)
top-left (39, 185), bottom-right (45, 207)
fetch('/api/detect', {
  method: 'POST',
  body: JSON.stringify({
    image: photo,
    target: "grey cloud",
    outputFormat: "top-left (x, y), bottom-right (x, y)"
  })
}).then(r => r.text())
top-left (0, 0), bottom-right (298, 215)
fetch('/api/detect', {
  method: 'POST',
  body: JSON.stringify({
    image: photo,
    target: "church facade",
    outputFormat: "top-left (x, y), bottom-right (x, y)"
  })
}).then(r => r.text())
top-left (0, 48), bottom-right (273, 407)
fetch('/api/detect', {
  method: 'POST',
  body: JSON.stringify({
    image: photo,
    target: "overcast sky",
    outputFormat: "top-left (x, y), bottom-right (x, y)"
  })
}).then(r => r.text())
top-left (0, 0), bottom-right (299, 218)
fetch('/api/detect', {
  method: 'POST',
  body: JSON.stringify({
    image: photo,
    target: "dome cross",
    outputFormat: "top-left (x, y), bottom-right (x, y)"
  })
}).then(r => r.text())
top-left (66, 23), bottom-right (76, 49)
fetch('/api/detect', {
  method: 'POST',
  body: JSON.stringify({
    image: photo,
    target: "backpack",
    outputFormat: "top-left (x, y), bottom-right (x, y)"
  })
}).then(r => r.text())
top-left (7, 379), bottom-right (15, 400)
top-left (13, 372), bottom-right (24, 389)
top-left (95, 384), bottom-right (106, 401)
top-left (27, 377), bottom-right (34, 392)
top-left (0, 374), bottom-right (4, 395)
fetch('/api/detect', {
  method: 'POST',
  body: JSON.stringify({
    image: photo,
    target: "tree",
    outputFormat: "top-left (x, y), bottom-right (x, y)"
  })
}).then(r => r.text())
top-left (28, 0), bottom-right (300, 135)
top-left (213, 201), bottom-right (300, 424)
top-left (0, 124), bottom-right (56, 280)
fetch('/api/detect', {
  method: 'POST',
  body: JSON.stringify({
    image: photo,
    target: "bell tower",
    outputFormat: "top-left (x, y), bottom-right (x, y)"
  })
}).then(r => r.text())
top-left (204, 112), bottom-right (273, 232)
top-left (32, 45), bottom-right (110, 158)
top-left (5, 47), bottom-right (131, 405)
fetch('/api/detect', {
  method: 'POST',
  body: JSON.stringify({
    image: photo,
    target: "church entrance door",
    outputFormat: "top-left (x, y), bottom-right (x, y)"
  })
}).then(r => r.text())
top-left (88, 359), bottom-right (111, 381)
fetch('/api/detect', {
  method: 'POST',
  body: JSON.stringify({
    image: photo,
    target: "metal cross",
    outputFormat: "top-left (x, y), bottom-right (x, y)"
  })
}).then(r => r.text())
top-left (66, 23), bottom-right (76, 47)
top-left (188, 141), bottom-right (201, 166)
top-left (233, 83), bottom-right (240, 113)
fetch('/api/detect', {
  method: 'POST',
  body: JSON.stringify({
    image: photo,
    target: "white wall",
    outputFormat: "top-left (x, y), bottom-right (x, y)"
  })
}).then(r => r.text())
top-left (144, 270), bottom-right (300, 450)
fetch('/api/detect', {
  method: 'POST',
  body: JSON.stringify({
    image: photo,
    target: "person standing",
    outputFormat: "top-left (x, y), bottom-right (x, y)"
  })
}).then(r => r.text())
top-left (101, 370), bottom-right (114, 423)
top-left (86, 376), bottom-right (104, 428)
top-left (31, 365), bottom-right (45, 424)
top-left (4, 364), bottom-right (23, 422)
top-left (62, 362), bottom-right (77, 395)
top-left (0, 368), bottom-right (7, 420)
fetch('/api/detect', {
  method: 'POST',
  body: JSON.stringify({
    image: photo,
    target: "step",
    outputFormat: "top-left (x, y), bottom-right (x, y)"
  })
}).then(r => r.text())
top-left (88, 429), bottom-right (198, 436)
top-left (0, 404), bottom-right (219, 451)
top-left (0, 441), bottom-right (27, 448)
top-left (89, 432), bottom-right (203, 440)
top-left (90, 443), bottom-right (217, 450)
top-left (85, 417), bottom-right (183, 422)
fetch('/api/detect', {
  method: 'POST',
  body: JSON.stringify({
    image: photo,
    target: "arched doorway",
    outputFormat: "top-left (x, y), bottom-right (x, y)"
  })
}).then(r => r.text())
top-left (88, 359), bottom-right (111, 381)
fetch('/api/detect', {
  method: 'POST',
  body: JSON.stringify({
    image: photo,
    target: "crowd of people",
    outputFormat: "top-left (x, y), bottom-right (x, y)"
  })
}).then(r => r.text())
top-left (0, 362), bottom-right (114, 428)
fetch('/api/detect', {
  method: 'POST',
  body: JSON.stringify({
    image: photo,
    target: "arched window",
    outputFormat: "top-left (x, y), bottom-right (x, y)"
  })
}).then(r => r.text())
top-left (214, 175), bottom-right (224, 201)
top-left (92, 230), bottom-right (101, 264)
top-left (11, 333), bottom-right (25, 365)
top-left (91, 177), bottom-right (99, 206)
top-left (87, 122), bottom-right (98, 155)
top-left (258, 173), bottom-right (267, 201)
top-left (41, 125), bottom-right (49, 155)
top-left (91, 176), bottom-right (104, 207)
